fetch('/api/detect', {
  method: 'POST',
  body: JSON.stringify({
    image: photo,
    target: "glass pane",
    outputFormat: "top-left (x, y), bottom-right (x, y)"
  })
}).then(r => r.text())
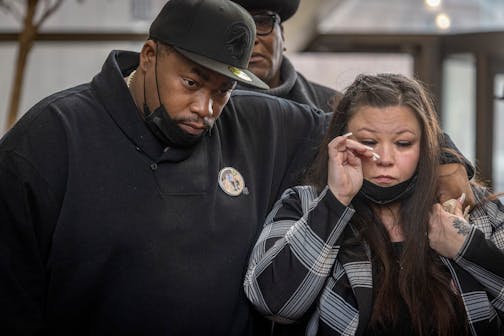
top-left (0, 42), bottom-right (143, 134)
top-left (319, 0), bottom-right (504, 34)
top-left (441, 54), bottom-right (476, 164)
top-left (0, 0), bottom-right (165, 32)
top-left (493, 74), bottom-right (504, 193)
top-left (289, 52), bottom-right (413, 93)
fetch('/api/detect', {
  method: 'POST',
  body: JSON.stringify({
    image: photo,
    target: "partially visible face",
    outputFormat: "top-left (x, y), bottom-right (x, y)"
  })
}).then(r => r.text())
top-left (145, 45), bottom-right (236, 136)
top-left (347, 105), bottom-right (421, 186)
top-left (437, 163), bottom-right (475, 207)
top-left (248, 11), bottom-right (284, 87)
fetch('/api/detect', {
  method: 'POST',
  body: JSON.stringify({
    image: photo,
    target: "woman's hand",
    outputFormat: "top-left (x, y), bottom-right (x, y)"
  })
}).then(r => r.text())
top-left (327, 132), bottom-right (378, 205)
top-left (429, 193), bottom-right (471, 259)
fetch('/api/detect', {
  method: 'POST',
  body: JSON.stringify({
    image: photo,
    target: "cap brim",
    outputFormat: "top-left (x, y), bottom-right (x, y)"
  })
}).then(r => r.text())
top-left (175, 47), bottom-right (269, 90)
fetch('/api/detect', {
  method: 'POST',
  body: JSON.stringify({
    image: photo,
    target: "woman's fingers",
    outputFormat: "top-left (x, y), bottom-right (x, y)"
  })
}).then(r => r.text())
top-left (329, 133), bottom-right (380, 162)
top-left (343, 139), bottom-right (380, 162)
top-left (327, 133), bottom-right (365, 205)
top-left (429, 201), bottom-right (470, 258)
top-left (441, 193), bottom-right (468, 219)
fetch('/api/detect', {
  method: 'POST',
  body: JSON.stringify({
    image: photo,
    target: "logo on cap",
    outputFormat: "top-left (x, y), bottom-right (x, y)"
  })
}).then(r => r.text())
top-left (228, 66), bottom-right (252, 82)
top-left (225, 23), bottom-right (251, 61)
top-left (218, 167), bottom-right (245, 196)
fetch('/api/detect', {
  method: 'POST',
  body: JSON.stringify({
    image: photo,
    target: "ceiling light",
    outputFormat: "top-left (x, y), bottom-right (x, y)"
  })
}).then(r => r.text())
top-left (436, 13), bottom-right (451, 30)
top-left (425, 0), bottom-right (442, 8)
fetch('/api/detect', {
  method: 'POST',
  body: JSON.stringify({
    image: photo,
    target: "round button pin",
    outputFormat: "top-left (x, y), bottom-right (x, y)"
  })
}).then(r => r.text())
top-left (218, 167), bottom-right (245, 196)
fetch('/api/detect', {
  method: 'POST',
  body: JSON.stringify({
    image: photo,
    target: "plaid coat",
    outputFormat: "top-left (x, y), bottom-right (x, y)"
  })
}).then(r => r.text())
top-left (244, 185), bottom-right (504, 335)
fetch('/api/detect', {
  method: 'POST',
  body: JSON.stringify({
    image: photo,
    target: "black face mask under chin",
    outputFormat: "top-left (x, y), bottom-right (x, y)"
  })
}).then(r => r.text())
top-left (357, 174), bottom-right (418, 205)
top-left (143, 103), bottom-right (203, 149)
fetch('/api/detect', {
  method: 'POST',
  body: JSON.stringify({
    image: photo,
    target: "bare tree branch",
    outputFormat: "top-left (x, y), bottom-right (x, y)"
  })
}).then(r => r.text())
top-left (4, 0), bottom-right (82, 130)
top-left (0, 0), bottom-right (24, 21)
top-left (36, 0), bottom-right (63, 28)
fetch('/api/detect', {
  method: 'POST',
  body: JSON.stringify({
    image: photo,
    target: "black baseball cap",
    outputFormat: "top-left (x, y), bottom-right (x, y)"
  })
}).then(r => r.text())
top-left (149, 0), bottom-right (268, 90)
top-left (231, 0), bottom-right (301, 22)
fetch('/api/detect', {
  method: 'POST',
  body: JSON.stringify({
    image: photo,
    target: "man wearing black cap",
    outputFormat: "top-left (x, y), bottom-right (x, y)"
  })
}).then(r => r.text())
top-left (232, 0), bottom-right (341, 112)
top-left (0, 0), bottom-right (326, 335)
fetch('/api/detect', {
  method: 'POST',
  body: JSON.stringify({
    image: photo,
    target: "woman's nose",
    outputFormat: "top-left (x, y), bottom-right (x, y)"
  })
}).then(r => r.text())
top-left (376, 145), bottom-right (394, 165)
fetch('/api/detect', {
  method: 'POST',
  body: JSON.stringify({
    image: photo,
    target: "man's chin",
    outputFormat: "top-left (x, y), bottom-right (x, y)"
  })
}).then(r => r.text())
top-left (246, 66), bottom-right (269, 84)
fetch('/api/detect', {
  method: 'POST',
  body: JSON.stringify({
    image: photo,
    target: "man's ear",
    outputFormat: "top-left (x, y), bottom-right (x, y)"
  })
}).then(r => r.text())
top-left (139, 40), bottom-right (157, 72)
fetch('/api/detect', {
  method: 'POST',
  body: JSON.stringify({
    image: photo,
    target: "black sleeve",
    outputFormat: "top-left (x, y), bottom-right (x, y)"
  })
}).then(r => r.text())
top-left (0, 151), bottom-right (60, 334)
top-left (0, 105), bottom-right (68, 335)
top-left (275, 100), bottom-right (326, 194)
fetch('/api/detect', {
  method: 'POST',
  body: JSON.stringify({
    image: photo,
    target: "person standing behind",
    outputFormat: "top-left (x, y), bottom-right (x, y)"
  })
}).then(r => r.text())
top-left (0, 0), bottom-right (328, 335)
top-left (245, 74), bottom-right (504, 335)
top-left (232, 0), bottom-right (341, 112)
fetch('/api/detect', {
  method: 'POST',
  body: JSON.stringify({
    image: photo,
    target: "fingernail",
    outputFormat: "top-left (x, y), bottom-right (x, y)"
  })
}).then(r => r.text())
top-left (371, 152), bottom-right (381, 161)
top-left (343, 132), bottom-right (353, 137)
top-left (458, 192), bottom-right (466, 204)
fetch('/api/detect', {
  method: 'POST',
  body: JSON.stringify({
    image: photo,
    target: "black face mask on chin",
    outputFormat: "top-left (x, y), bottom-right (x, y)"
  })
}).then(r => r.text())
top-left (357, 173), bottom-right (418, 205)
top-left (143, 103), bottom-right (203, 149)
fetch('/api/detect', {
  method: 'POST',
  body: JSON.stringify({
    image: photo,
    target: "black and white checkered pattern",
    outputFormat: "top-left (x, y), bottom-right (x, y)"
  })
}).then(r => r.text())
top-left (245, 185), bottom-right (504, 335)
